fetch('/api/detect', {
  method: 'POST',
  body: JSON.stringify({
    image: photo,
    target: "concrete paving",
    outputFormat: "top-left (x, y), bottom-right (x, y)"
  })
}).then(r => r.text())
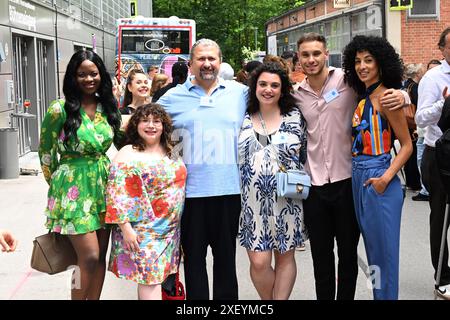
top-left (0, 152), bottom-right (440, 300)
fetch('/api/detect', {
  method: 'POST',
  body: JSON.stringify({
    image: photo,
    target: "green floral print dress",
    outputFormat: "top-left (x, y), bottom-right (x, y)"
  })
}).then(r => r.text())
top-left (39, 99), bottom-right (119, 235)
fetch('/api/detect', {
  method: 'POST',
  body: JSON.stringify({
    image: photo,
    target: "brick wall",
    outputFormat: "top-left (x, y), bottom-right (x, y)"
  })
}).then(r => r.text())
top-left (401, 1), bottom-right (450, 65)
top-left (326, 0), bottom-right (341, 14)
top-left (266, 0), bottom-right (448, 66)
top-left (268, 0), bottom-right (371, 33)
top-left (306, 5), bottom-right (318, 20)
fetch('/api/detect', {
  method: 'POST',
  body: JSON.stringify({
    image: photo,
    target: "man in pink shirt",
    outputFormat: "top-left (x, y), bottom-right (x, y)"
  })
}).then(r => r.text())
top-left (293, 33), bottom-right (408, 300)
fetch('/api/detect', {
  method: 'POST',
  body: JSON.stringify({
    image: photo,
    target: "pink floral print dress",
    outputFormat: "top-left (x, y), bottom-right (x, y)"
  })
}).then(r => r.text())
top-left (105, 157), bottom-right (187, 285)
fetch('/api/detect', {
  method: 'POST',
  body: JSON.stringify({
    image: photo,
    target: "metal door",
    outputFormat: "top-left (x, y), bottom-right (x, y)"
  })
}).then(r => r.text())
top-left (12, 36), bottom-right (31, 156)
top-left (37, 40), bottom-right (51, 132)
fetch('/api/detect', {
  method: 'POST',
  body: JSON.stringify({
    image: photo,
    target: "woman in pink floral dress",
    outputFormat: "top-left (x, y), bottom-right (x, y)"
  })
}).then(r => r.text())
top-left (105, 104), bottom-right (186, 299)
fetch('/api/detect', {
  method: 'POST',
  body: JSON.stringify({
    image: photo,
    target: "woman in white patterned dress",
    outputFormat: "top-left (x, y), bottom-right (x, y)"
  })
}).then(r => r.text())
top-left (238, 62), bottom-right (308, 300)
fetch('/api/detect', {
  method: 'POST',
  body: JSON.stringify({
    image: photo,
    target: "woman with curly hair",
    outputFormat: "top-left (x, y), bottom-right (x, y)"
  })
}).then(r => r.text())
top-left (238, 62), bottom-right (308, 299)
top-left (342, 35), bottom-right (412, 300)
top-left (38, 50), bottom-right (123, 299)
top-left (105, 104), bottom-right (187, 299)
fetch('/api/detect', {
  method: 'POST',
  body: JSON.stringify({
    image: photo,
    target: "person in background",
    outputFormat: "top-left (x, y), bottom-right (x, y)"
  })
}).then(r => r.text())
top-left (120, 69), bottom-right (150, 115)
top-left (111, 75), bottom-right (123, 103)
top-left (106, 104), bottom-right (186, 300)
top-left (238, 62), bottom-right (308, 300)
top-left (415, 27), bottom-right (450, 300)
top-left (343, 35), bottom-right (412, 300)
top-left (263, 55), bottom-right (292, 90)
top-left (157, 38), bottom-right (248, 300)
top-left (0, 229), bottom-right (17, 252)
top-left (150, 74), bottom-right (169, 101)
top-left (244, 60), bottom-right (263, 84)
top-left (38, 50), bottom-right (123, 300)
top-left (245, 60), bottom-right (263, 76)
top-left (291, 53), bottom-right (306, 90)
top-left (147, 65), bottom-right (158, 85)
top-left (236, 69), bottom-right (249, 85)
top-left (263, 55), bottom-right (288, 73)
top-left (235, 61), bottom-right (263, 86)
top-left (428, 59), bottom-right (442, 70)
top-left (402, 63), bottom-right (425, 192)
top-left (219, 62), bottom-right (235, 80)
top-left (152, 62), bottom-right (189, 102)
top-left (413, 60), bottom-right (442, 201)
top-left (280, 51), bottom-right (296, 74)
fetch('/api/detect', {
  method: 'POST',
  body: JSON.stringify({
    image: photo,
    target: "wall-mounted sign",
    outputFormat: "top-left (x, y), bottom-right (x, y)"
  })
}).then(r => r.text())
top-left (5, 80), bottom-right (14, 105)
top-left (389, 0), bottom-right (413, 11)
top-left (333, 0), bottom-right (351, 9)
top-left (9, 0), bottom-right (36, 31)
top-left (92, 34), bottom-right (97, 53)
top-left (268, 36), bottom-right (277, 56)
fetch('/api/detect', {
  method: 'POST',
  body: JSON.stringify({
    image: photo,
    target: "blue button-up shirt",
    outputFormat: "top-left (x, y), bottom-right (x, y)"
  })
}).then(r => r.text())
top-left (157, 77), bottom-right (248, 198)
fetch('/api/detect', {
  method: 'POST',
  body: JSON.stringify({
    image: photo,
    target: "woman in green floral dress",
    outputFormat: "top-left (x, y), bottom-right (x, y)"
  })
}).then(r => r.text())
top-left (38, 50), bottom-right (123, 300)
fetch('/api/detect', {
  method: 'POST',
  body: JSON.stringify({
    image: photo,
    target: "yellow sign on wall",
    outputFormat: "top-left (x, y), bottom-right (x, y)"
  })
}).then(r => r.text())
top-left (389, 0), bottom-right (413, 11)
top-left (333, 0), bottom-right (351, 9)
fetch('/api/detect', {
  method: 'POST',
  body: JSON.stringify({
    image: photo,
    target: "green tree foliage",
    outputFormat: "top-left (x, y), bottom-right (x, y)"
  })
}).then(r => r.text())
top-left (153, 0), bottom-right (307, 70)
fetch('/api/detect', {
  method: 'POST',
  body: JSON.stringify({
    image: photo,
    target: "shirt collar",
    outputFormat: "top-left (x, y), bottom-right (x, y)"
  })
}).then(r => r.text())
top-left (298, 66), bottom-right (337, 91)
top-left (441, 59), bottom-right (450, 74)
top-left (185, 75), bottom-right (227, 91)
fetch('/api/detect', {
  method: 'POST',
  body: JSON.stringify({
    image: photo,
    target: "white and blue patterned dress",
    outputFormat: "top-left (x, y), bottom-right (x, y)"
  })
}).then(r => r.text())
top-left (238, 108), bottom-right (308, 253)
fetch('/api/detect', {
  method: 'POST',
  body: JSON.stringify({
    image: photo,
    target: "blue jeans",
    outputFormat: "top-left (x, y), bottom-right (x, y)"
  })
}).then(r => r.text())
top-left (352, 154), bottom-right (403, 300)
top-left (416, 137), bottom-right (429, 196)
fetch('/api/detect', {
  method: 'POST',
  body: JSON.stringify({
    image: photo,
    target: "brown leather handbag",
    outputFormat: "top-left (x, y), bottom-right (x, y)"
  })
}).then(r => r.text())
top-left (30, 232), bottom-right (77, 275)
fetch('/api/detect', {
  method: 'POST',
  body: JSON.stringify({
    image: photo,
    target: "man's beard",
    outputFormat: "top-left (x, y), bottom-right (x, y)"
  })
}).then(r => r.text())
top-left (200, 69), bottom-right (217, 80)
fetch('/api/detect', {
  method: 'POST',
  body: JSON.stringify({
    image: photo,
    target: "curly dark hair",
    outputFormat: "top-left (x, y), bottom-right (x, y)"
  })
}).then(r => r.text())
top-left (247, 62), bottom-right (295, 115)
top-left (62, 50), bottom-right (121, 149)
top-left (342, 35), bottom-right (403, 96)
top-left (125, 103), bottom-right (174, 155)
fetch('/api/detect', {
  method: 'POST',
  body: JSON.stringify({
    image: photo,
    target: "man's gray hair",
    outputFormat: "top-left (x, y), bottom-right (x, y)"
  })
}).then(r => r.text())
top-left (189, 38), bottom-right (223, 62)
top-left (405, 63), bottom-right (424, 78)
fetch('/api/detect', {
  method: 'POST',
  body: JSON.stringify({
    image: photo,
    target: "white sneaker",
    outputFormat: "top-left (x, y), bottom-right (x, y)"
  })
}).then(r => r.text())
top-left (436, 285), bottom-right (450, 300)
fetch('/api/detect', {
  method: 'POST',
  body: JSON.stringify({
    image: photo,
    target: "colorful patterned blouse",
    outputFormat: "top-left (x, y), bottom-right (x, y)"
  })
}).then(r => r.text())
top-left (352, 85), bottom-right (395, 157)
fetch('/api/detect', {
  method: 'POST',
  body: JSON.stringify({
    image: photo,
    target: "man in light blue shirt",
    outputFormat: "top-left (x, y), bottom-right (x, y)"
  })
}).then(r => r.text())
top-left (157, 39), bottom-right (247, 300)
top-left (415, 27), bottom-right (450, 300)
